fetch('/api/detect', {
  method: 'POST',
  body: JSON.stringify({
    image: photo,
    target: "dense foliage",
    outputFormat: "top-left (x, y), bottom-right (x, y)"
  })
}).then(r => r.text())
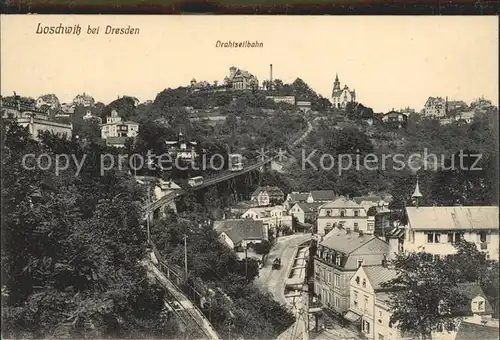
top-left (385, 240), bottom-right (499, 339)
top-left (1, 119), bottom-right (178, 339)
top-left (150, 211), bottom-right (295, 339)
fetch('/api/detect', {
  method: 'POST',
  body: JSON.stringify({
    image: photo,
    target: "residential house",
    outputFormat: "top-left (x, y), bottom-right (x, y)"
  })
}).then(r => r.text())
top-left (307, 190), bottom-right (337, 203)
top-left (224, 66), bottom-right (259, 90)
top-left (266, 96), bottom-right (296, 105)
top-left (313, 227), bottom-right (390, 314)
top-left (447, 100), bottom-right (469, 113)
top-left (165, 131), bottom-right (198, 162)
top-left (82, 109), bottom-right (101, 122)
top-left (423, 96), bottom-right (447, 117)
top-left (35, 94), bottom-right (60, 110)
top-left (284, 192), bottom-right (309, 210)
top-left (471, 96), bottom-right (493, 110)
top-left (454, 110), bottom-right (477, 124)
top-left (250, 186), bottom-right (285, 206)
top-left (372, 282), bottom-right (496, 340)
top-left (347, 264), bottom-right (398, 339)
top-left (381, 110), bottom-right (408, 129)
top-left (73, 93), bottom-right (95, 107)
top-left (101, 110), bottom-right (139, 139)
top-left (290, 202), bottom-right (323, 224)
top-left (404, 206), bottom-right (499, 261)
top-left (214, 219), bottom-right (267, 251)
top-left (241, 205), bottom-right (291, 233)
top-left (317, 196), bottom-right (373, 235)
top-left (331, 74), bottom-right (356, 109)
top-left (297, 101), bottom-right (312, 113)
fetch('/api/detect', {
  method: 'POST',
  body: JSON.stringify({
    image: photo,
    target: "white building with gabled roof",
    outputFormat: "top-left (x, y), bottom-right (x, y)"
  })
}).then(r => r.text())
top-left (403, 206), bottom-right (499, 261)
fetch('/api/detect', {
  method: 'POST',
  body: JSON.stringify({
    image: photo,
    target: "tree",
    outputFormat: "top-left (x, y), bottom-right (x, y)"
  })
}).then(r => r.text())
top-left (385, 252), bottom-right (469, 339)
top-left (253, 240), bottom-right (272, 255)
top-left (2, 120), bottom-right (178, 339)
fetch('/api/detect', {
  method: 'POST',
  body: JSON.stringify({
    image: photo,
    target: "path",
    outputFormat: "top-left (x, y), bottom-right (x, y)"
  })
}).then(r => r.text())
top-left (254, 233), bottom-right (311, 305)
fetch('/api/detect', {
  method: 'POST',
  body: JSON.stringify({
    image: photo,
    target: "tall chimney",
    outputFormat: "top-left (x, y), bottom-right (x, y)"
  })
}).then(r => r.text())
top-left (270, 64), bottom-right (273, 84)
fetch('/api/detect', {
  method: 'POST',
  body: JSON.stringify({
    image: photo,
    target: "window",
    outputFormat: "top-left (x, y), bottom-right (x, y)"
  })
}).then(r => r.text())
top-left (378, 334), bottom-right (385, 340)
top-left (354, 210), bottom-right (359, 217)
top-left (473, 300), bottom-right (486, 312)
top-left (326, 210), bottom-right (331, 216)
top-left (364, 296), bottom-right (369, 311)
top-left (363, 320), bottom-right (370, 333)
top-left (426, 232), bottom-right (441, 243)
top-left (335, 256), bottom-right (341, 266)
top-left (335, 297), bottom-right (340, 308)
top-left (353, 292), bottom-right (358, 307)
top-left (479, 231), bottom-right (487, 243)
top-left (340, 210), bottom-right (345, 217)
top-left (436, 324), bottom-right (443, 333)
top-left (362, 279), bottom-right (366, 288)
top-left (355, 276), bottom-right (360, 284)
top-left (448, 233), bottom-right (454, 243)
top-left (354, 223), bottom-right (359, 231)
top-left (378, 311), bottom-right (383, 324)
top-left (334, 274), bottom-right (340, 287)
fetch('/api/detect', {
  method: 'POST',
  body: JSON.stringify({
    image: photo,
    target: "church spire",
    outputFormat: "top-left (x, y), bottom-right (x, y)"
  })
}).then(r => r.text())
top-left (412, 176), bottom-right (423, 208)
top-left (333, 73), bottom-right (340, 91)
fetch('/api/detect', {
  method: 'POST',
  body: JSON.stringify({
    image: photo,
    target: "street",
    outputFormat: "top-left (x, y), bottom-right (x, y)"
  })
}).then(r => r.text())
top-left (254, 233), bottom-right (311, 305)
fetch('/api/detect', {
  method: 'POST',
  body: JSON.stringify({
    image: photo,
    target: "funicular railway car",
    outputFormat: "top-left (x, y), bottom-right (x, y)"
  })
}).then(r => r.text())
top-left (229, 154), bottom-right (244, 172)
top-left (188, 176), bottom-right (203, 187)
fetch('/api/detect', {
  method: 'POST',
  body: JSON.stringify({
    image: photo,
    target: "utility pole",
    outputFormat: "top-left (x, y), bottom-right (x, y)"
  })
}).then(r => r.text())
top-left (184, 234), bottom-right (188, 280)
top-left (146, 213), bottom-right (151, 243)
top-left (244, 246), bottom-right (248, 281)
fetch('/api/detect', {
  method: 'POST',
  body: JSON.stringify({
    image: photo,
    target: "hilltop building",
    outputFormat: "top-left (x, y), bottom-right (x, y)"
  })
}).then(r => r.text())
top-left (35, 94), bottom-right (60, 110)
top-left (423, 96), bottom-right (447, 117)
top-left (331, 74), bottom-right (356, 109)
top-left (73, 93), bottom-right (95, 107)
top-left (100, 110), bottom-right (139, 147)
top-left (165, 131), bottom-right (198, 162)
top-left (224, 66), bottom-right (259, 90)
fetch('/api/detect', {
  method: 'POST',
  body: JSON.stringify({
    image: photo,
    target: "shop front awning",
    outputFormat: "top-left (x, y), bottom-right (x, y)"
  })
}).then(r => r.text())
top-left (344, 310), bottom-right (362, 323)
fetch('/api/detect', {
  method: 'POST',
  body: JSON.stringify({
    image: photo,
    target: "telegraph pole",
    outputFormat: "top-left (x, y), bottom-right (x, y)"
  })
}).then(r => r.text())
top-left (244, 246), bottom-right (248, 282)
top-left (184, 234), bottom-right (188, 280)
top-left (146, 213), bottom-right (151, 243)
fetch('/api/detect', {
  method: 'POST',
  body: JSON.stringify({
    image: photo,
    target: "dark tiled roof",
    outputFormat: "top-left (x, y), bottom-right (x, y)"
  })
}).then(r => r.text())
top-left (310, 190), bottom-right (336, 201)
top-left (296, 202), bottom-right (323, 213)
top-left (288, 192), bottom-right (309, 202)
top-left (363, 265), bottom-right (398, 290)
top-left (251, 186), bottom-right (284, 197)
top-left (455, 282), bottom-right (494, 315)
top-left (455, 322), bottom-right (499, 340)
top-left (320, 229), bottom-right (387, 255)
top-left (215, 219), bottom-right (264, 245)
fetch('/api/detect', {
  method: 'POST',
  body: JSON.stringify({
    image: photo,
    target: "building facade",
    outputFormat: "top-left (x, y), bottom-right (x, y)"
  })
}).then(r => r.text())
top-left (250, 186), bottom-right (285, 207)
top-left (313, 228), bottom-right (390, 314)
top-left (266, 96), bottom-right (296, 105)
top-left (382, 110), bottom-right (408, 129)
top-left (73, 93), bottom-right (95, 107)
top-left (331, 74), bottom-right (356, 109)
top-left (317, 196), bottom-right (373, 236)
top-left (100, 110), bottom-right (139, 139)
top-left (224, 66), bottom-right (259, 90)
top-left (35, 94), bottom-right (60, 110)
top-left (165, 132), bottom-right (198, 161)
top-left (289, 202), bottom-right (322, 224)
top-left (17, 116), bottom-right (73, 141)
top-left (404, 206), bottom-right (499, 261)
top-left (241, 205), bottom-right (292, 232)
top-left (423, 97), bottom-right (447, 117)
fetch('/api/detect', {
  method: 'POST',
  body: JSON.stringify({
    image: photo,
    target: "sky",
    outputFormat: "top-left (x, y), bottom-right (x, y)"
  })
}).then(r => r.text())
top-left (1, 15), bottom-right (498, 112)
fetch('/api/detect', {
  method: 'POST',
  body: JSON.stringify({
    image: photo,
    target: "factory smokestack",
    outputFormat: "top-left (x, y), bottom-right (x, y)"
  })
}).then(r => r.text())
top-left (270, 64), bottom-right (273, 89)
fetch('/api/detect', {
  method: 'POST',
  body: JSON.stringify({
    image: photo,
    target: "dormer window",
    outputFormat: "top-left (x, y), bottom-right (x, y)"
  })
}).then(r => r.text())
top-left (472, 299), bottom-right (485, 313)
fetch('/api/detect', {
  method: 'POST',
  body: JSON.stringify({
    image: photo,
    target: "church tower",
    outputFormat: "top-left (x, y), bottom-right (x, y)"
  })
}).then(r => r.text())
top-left (333, 73), bottom-right (341, 91)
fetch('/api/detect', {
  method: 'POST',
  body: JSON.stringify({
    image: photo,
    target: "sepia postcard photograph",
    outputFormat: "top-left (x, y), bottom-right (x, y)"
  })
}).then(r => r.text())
top-left (1, 15), bottom-right (499, 340)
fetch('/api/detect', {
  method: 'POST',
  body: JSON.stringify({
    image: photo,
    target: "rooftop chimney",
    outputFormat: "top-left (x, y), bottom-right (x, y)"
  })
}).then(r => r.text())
top-left (382, 254), bottom-right (387, 267)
